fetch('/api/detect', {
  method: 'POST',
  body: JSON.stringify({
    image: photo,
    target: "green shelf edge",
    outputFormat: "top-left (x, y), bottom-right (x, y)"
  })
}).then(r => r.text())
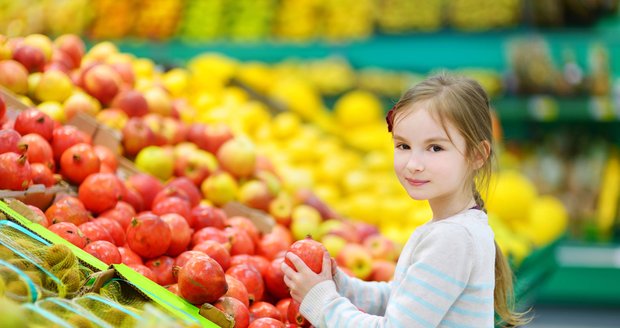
top-left (93, 27), bottom-right (620, 73)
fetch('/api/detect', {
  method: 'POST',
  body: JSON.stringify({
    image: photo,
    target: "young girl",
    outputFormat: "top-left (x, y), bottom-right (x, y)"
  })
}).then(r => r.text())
top-left (281, 73), bottom-right (529, 327)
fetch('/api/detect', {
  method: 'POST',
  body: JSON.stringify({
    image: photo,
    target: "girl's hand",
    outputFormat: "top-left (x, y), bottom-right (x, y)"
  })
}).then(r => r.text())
top-left (281, 251), bottom-right (333, 303)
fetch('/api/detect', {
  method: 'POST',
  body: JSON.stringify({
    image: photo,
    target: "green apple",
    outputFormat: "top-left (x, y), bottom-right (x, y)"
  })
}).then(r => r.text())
top-left (321, 234), bottom-right (347, 258)
top-left (135, 145), bottom-right (174, 181)
top-left (200, 171), bottom-right (239, 207)
top-left (290, 204), bottom-right (322, 240)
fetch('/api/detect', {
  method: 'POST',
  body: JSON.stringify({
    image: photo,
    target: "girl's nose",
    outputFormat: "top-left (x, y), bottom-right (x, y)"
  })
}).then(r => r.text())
top-left (406, 154), bottom-right (424, 172)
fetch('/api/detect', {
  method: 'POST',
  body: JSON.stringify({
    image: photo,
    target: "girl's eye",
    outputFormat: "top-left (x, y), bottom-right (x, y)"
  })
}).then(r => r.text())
top-left (396, 143), bottom-right (410, 150)
top-left (429, 145), bottom-right (443, 152)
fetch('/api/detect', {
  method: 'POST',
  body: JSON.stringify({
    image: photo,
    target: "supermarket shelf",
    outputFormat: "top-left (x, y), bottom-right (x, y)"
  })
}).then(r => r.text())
top-left (513, 239), bottom-right (561, 306)
top-left (98, 27), bottom-right (620, 72)
top-left (534, 242), bottom-right (620, 306)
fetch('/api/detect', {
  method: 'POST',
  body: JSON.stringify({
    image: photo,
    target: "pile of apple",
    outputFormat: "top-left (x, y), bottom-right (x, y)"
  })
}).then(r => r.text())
top-left (0, 33), bottom-right (402, 327)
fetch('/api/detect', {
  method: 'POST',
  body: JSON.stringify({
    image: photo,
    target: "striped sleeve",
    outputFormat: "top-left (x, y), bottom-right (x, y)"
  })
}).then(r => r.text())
top-left (300, 223), bottom-right (476, 328)
top-left (332, 269), bottom-right (392, 315)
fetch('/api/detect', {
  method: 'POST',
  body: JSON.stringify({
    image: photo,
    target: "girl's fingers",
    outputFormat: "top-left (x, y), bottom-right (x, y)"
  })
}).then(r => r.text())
top-left (321, 251), bottom-right (331, 275)
top-left (285, 252), bottom-right (309, 273)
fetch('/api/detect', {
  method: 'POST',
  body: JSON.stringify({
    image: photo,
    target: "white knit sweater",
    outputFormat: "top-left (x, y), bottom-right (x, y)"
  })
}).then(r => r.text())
top-left (300, 209), bottom-right (496, 328)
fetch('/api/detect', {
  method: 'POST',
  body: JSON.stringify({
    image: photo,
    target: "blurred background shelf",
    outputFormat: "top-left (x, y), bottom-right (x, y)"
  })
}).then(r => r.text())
top-left (99, 28), bottom-right (620, 72)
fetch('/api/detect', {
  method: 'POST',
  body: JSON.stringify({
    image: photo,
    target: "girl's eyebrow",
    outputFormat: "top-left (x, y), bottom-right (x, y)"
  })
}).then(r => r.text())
top-left (424, 137), bottom-right (450, 144)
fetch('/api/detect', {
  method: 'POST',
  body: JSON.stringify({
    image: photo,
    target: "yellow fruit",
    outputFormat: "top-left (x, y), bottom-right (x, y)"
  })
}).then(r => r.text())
top-left (525, 195), bottom-right (568, 247)
top-left (333, 90), bottom-right (383, 128)
top-left (271, 112), bottom-right (302, 139)
top-left (162, 68), bottom-right (189, 97)
top-left (37, 101), bottom-right (66, 123)
top-left (486, 170), bottom-right (537, 226)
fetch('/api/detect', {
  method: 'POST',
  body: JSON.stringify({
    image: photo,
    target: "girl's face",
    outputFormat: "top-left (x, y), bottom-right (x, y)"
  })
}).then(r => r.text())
top-left (392, 101), bottom-right (473, 216)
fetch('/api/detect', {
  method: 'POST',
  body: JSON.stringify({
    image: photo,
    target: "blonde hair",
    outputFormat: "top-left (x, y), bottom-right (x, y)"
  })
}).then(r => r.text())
top-left (388, 72), bottom-right (531, 327)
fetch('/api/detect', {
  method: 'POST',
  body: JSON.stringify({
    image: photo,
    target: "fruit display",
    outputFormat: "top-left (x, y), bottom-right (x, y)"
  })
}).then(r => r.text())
top-left (2, 0), bottom-right (618, 43)
top-left (0, 30), bottom-right (607, 325)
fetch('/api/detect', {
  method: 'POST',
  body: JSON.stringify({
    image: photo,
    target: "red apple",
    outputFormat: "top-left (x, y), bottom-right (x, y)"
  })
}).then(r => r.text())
top-left (363, 234), bottom-right (398, 261)
top-left (173, 149), bottom-right (218, 187)
top-left (370, 259), bottom-right (396, 282)
top-left (0, 60), bottom-right (29, 94)
top-left (63, 92), bottom-right (99, 120)
top-left (165, 177), bottom-right (202, 207)
top-left (82, 64), bottom-right (122, 105)
top-left (110, 61), bottom-right (135, 88)
top-left (144, 87), bottom-right (172, 116)
top-left (188, 123), bottom-right (234, 154)
top-left (267, 195), bottom-right (292, 227)
top-left (112, 90), bottom-right (148, 117)
top-left (238, 180), bottom-right (275, 212)
top-left (12, 44), bottom-right (46, 73)
top-left (216, 137), bottom-right (257, 179)
top-left (122, 117), bottom-right (157, 156)
top-left (54, 34), bottom-right (85, 69)
top-left (336, 244), bottom-right (373, 280)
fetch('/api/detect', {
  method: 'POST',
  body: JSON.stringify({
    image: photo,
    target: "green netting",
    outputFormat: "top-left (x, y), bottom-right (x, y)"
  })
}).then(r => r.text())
top-left (73, 293), bottom-right (141, 328)
top-left (36, 298), bottom-right (113, 328)
top-left (0, 259), bottom-right (39, 303)
top-left (0, 221), bottom-right (93, 298)
top-left (22, 302), bottom-right (73, 328)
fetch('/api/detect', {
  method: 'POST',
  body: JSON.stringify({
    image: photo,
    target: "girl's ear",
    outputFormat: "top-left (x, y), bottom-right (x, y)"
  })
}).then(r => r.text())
top-left (473, 140), bottom-right (491, 170)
